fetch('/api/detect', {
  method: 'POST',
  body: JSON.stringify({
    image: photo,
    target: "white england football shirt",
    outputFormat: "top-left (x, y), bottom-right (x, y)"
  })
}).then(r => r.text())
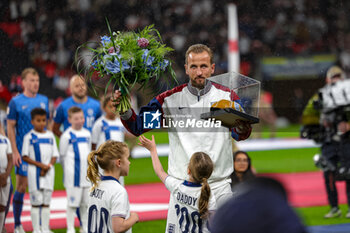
top-left (165, 176), bottom-right (217, 233)
top-left (87, 176), bottom-right (132, 233)
top-left (59, 127), bottom-right (91, 188)
top-left (22, 130), bottom-right (59, 192)
top-left (0, 134), bottom-right (12, 184)
top-left (92, 116), bottom-right (125, 148)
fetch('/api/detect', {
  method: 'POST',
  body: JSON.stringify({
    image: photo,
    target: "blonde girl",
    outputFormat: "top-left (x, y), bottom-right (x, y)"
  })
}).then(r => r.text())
top-left (139, 135), bottom-right (216, 233)
top-left (87, 140), bottom-right (138, 233)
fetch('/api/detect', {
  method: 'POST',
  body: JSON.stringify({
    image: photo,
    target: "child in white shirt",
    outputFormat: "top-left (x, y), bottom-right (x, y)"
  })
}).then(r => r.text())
top-left (139, 135), bottom-right (216, 233)
top-left (0, 124), bottom-right (12, 233)
top-left (59, 106), bottom-right (91, 233)
top-left (87, 140), bottom-right (139, 233)
top-left (92, 96), bottom-right (130, 185)
top-left (22, 108), bottom-right (59, 233)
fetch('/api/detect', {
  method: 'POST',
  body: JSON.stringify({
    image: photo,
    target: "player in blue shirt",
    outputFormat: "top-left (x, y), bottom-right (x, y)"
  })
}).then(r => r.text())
top-left (52, 75), bottom-right (101, 137)
top-left (7, 68), bottom-right (49, 233)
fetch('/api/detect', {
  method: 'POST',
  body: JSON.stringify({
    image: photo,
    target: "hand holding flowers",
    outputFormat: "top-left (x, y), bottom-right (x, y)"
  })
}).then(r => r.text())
top-left (77, 21), bottom-right (177, 113)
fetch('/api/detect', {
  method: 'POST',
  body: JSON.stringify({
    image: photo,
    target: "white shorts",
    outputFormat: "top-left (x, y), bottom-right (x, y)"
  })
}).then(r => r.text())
top-left (29, 189), bottom-right (53, 206)
top-left (66, 187), bottom-right (89, 208)
top-left (0, 181), bottom-right (11, 206)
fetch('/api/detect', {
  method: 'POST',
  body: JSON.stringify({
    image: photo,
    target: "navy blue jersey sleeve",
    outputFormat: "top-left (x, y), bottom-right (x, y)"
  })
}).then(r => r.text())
top-left (121, 97), bottom-right (162, 136)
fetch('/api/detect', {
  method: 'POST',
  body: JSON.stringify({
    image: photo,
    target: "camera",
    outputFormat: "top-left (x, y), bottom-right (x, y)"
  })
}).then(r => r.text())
top-left (313, 154), bottom-right (336, 172)
top-left (300, 124), bottom-right (325, 143)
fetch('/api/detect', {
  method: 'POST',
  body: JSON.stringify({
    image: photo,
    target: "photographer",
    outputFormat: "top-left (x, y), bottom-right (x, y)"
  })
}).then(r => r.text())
top-left (301, 66), bottom-right (350, 218)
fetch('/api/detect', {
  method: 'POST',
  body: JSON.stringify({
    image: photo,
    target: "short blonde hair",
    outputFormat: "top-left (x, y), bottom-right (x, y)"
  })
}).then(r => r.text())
top-left (21, 68), bottom-right (38, 80)
top-left (68, 106), bottom-right (83, 118)
top-left (185, 44), bottom-right (214, 64)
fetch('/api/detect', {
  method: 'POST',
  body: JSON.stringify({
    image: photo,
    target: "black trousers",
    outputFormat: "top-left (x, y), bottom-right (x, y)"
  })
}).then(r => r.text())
top-left (322, 141), bottom-right (350, 208)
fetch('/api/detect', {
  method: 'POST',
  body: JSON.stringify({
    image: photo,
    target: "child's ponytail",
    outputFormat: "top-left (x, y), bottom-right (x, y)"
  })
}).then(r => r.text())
top-left (198, 177), bottom-right (211, 219)
top-left (188, 152), bottom-right (214, 219)
top-left (87, 150), bottom-right (100, 190)
top-left (87, 140), bottom-right (129, 190)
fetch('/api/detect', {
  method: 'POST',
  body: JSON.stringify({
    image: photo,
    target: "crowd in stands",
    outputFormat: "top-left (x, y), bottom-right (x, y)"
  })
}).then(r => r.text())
top-left (0, 0), bottom-right (350, 103)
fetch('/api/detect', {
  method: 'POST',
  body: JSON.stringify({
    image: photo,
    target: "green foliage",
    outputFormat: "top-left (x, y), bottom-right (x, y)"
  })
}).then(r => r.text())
top-left (76, 20), bottom-right (177, 112)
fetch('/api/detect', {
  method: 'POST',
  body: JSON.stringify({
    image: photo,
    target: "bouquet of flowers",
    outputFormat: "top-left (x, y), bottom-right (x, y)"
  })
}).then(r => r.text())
top-left (76, 20), bottom-right (177, 113)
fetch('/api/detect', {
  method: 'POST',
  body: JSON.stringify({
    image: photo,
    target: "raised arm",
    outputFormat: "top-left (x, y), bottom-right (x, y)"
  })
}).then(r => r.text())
top-left (113, 90), bottom-right (162, 136)
top-left (138, 135), bottom-right (168, 183)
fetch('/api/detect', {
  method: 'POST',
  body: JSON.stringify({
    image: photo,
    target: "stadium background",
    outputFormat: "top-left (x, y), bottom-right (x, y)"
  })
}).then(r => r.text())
top-left (1, 0), bottom-right (350, 232)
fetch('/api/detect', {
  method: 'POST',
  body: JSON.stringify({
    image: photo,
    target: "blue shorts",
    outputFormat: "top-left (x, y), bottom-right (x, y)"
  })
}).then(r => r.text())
top-left (15, 160), bottom-right (28, 176)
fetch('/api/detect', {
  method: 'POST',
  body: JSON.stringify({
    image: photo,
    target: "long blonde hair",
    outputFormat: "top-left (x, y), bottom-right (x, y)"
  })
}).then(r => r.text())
top-left (87, 140), bottom-right (128, 190)
top-left (188, 152), bottom-right (214, 219)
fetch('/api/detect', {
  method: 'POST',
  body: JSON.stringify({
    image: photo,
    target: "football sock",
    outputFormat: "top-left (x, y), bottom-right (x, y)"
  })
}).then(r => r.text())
top-left (5, 183), bottom-right (13, 218)
top-left (13, 191), bottom-right (24, 227)
top-left (76, 208), bottom-right (82, 226)
top-left (66, 206), bottom-right (76, 231)
top-left (41, 207), bottom-right (50, 231)
top-left (31, 207), bottom-right (40, 232)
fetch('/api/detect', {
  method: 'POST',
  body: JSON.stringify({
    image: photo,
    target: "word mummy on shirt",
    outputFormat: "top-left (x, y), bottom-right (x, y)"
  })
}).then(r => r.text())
top-left (176, 191), bottom-right (198, 207)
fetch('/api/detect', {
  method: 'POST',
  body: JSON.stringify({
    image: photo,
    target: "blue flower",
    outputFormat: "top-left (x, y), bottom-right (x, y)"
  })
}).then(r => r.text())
top-left (159, 59), bottom-right (169, 71)
top-left (105, 60), bottom-right (120, 74)
top-left (142, 49), bottom-right (155, 70)
top-left (121, 60), bottom-right (130, 70)
top-left (100, 36), bottom-right (111, 46)
top-left (91, 60), bottom-right (98, 69)
top-left (103, 55), bottom-right (130, 74)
